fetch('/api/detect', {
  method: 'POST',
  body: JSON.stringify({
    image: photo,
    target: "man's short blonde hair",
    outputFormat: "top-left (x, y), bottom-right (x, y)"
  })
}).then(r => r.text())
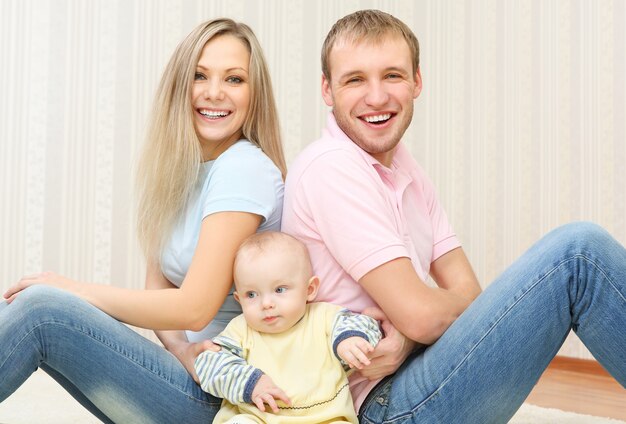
top-left (321, 9), bottom-right (420, 80)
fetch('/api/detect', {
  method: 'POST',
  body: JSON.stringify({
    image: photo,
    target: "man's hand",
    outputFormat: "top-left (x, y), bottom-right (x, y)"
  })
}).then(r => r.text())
top-left (359, 306), bottom-right (419, 380)
top-left (336, 336), bottom-right (375, 370)
top-left (169, 339), bottom-right (221, 384)
top-left (251, 374), bottom-right (291, 413)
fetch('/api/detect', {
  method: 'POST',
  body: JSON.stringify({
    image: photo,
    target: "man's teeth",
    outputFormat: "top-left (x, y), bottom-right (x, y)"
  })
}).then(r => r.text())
top-left (200, 110), bottom-right (229, 118)
top-left (364, 113), bottom-right (391, 123)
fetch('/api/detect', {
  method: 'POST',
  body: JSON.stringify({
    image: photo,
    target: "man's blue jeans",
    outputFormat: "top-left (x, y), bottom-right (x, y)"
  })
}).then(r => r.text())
top-left (359, 222), bottom-right (626, 423)
top-left (1, 222), bottom-right (624, 423)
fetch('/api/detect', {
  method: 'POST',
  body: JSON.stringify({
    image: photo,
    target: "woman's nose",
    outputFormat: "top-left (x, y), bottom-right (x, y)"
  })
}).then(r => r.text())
top-left (203, 79), bottom-right (225, 101)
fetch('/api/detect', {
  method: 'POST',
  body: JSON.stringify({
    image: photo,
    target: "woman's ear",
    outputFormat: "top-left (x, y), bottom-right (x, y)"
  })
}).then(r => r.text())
top-left (306, 276), bottom-right (320, 301)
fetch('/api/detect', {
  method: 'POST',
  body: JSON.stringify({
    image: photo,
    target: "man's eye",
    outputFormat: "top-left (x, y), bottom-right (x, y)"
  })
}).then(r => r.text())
top-left (275, 287), bottom-right (287, 294)
top-left (246, 292), bottom-right (257, 299)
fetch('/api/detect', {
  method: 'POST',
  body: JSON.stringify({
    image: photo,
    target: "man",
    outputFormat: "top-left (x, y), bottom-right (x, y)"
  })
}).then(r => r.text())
top-left (283, 9), bottom-right (626, 423)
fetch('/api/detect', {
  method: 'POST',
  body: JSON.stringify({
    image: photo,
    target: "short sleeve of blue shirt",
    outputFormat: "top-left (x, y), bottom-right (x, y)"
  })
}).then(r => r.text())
top-left (202, 140), bottom-right (282, 229)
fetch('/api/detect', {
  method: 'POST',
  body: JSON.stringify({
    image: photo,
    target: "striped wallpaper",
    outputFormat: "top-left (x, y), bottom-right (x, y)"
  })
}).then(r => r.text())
top-left (1, 0), bottom-right (624, 359)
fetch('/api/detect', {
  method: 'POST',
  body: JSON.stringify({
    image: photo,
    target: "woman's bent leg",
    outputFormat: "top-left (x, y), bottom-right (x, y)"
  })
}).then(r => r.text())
top-left (40, 364), bottom-right (116, 423)
top-left (359, 222), bottom-right (626, 424)
top-left (0, 285), bottom-right (220, 423)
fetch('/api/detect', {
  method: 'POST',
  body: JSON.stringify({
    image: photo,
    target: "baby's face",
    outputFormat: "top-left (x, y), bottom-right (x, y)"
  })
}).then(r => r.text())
top-left (234, 249), bottom-right (313, 334)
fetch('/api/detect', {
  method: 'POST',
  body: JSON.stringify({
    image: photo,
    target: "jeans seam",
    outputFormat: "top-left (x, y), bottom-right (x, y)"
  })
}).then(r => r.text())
top-left (587, 253), bottom-right (626, 303)
top-left (1, 320), bottom-right (218, 407)
top-left (384, 253), bottom-right (612, 422)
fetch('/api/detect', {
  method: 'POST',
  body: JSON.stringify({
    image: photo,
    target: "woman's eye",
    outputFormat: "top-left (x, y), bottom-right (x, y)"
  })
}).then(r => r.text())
top-left (275, 287), bottom-right (286, 294)
top-left (194, 72), bottom-right (206, 81)
top-left (227, 76), bottom-right (243, 84)
top-left (246, 292), bottom-right (257, 299)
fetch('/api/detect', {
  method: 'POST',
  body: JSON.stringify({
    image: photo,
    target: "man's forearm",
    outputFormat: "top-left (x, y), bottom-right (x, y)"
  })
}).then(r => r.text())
top-left (416, 286), bottom-right (471, 343)
top-left (446, 279), bottom-right (482, 304)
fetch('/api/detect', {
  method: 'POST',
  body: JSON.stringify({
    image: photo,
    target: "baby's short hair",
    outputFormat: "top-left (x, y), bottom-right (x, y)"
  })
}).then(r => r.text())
top-left (234, 231), bottom-right (312, 277)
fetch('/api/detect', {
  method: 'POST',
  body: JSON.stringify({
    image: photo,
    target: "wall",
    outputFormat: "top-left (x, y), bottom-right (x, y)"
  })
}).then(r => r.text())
top-left (1, 0), bottom-right (624, 358)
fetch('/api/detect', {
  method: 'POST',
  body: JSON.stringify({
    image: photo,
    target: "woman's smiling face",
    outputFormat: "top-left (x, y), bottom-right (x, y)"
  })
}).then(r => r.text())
top-left (191, 34), bottom-right (251, 161)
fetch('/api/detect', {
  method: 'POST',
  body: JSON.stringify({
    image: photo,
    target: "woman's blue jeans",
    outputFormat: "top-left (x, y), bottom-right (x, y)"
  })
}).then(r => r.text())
top-left (0, 287), bottom-right (220, 423)
top-left (1, 222), bottom-right (624, 423)
top-left (359, 222), bottom-right (626, 423)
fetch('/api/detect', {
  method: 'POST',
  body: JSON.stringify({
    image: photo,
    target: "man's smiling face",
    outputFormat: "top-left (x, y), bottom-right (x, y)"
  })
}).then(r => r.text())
top-left (322, 34), bottom-right (422, 167)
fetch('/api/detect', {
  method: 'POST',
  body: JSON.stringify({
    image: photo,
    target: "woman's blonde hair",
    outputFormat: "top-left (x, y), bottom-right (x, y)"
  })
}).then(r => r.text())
top-left (136, 19), bottom-right (286, 259)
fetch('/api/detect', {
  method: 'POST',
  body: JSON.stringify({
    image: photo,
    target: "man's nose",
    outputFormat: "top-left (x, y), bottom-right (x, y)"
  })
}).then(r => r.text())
top-left (364, 80), bottom-right (389, 107)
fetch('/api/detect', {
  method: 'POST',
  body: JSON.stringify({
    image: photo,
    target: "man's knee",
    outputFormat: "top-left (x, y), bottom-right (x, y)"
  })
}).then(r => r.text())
top-left (546, 221), bottom-right (612, 254)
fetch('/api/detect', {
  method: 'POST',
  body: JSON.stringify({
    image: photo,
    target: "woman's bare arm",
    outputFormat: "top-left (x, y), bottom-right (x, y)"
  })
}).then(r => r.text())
top-left (5, 211), bottom-right (261, 331)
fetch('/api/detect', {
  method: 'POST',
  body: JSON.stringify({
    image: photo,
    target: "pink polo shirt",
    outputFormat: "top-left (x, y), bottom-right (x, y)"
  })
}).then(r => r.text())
top-left (282, 112), bottom-right (461, 410)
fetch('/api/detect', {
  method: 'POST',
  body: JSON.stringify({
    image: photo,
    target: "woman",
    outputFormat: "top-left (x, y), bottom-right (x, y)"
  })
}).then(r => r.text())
top-left (0, 19), bottom-right (285, 423)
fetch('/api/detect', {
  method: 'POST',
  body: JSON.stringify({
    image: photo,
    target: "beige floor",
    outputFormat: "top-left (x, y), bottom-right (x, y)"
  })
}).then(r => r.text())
top-left (0, 370), bottom-right (624, 424)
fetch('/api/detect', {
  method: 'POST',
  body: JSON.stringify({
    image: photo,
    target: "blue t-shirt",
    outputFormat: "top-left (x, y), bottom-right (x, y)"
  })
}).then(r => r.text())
top-left (160, 139), bottom-right (284, 341)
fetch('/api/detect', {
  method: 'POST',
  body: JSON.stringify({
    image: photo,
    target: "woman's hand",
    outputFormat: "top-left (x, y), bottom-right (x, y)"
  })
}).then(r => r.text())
top-left (358, 306), bottom-right (419, 380)
top-left (167, 338), bottom-right (221, 384)
top-left (3, 271), bottom-right (81, 303)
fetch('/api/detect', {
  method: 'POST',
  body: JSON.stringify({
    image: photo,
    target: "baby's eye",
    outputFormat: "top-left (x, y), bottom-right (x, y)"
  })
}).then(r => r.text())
top-left (275, 287), bottom-right (287, 294)
top-left (246, 291), bottom-right (258, 299)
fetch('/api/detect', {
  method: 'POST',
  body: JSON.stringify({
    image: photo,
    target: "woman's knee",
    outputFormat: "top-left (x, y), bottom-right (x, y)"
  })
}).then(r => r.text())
top-left (11, 285), bottom-right (79, 319)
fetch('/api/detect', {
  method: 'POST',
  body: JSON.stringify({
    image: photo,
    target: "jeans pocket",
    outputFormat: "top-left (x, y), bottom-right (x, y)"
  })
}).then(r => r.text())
top-left (359, 376), bottom-right (392, 423)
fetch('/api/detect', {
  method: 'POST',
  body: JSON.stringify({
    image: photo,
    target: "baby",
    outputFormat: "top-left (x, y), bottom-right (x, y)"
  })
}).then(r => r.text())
top-left (194, 231), bottom-right (381, 423)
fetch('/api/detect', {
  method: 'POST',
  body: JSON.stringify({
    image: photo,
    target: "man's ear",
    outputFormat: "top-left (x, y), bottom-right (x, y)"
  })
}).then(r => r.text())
top-left (306, 276), bottom-right (320, 301)
top-left (321, 74), bottom-right (334, 107)
top-left (413, 66), bottom-right (423, 99)
top-left (233, 291), bottom-right (241, 304)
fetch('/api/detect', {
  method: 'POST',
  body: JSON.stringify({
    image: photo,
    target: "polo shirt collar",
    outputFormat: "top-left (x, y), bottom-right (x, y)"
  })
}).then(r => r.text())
top-left (325, 111), bottom-right (404, 177)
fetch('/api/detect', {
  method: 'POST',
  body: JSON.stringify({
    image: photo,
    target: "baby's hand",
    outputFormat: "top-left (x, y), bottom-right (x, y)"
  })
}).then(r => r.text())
top-left (337, 336), bottom-right (374, 370)
top-left (251, 374), bottom-right (291, 413)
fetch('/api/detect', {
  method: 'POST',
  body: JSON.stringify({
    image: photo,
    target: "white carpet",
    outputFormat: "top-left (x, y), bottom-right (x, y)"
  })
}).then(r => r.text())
top-left (0, 370), bottom-right (623, 423)
top-left (509, 404), bottom-right (624, 424)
